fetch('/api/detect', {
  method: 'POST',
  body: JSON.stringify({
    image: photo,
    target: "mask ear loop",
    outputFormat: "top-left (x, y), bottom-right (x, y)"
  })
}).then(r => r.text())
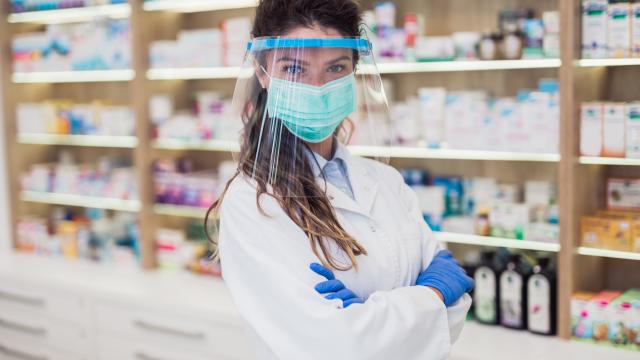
top-left (338, 117), bottom-right (355, 145)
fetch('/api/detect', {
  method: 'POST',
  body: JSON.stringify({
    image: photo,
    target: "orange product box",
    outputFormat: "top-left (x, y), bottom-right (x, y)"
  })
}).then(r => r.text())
top-left (632, 220), bottom-right (640, 253)
top-left (598, 214), bottom-right (634, 251)
top-left (581, 216), bottom-right (606, 248)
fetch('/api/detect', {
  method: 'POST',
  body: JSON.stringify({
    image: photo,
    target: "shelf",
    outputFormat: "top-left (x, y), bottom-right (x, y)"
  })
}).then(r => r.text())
top-left (152, 138), bottom-right (240, 152)
top-left (350, 146), bottom-right (560, 162)
top-left (152, 139), bottom-right (559, 162)
top-left (147, 67), bottom-right (242, 80)
top-left (373, 59), bottom-right (561, 74)
top-left (17, 134), bottom-right (138, 148)
top-left (577, 58), bottom-right (640, 68)
top-left (143, 0), bottom-right (258, 13)
top-left (12, 70), bottom-right (135, 84)
top-left (20, 191), bottom-right (141, 212)
top-left (577, 247), bottom-right (640, 261)
top-left (146, 59), bottom-right (561, 80)
top-left (153, 204), bottom-right (208, 219)
top-left (7, 4), bottom-right (131, 24)
top-left (436, 232), bottom-right (561, 252)
top-left (579, 156), bottom-right (640, 166)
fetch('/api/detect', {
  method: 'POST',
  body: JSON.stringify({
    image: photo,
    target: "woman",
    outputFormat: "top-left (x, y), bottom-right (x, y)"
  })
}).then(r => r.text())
top-left (207, 0), bottom-right (474, 359)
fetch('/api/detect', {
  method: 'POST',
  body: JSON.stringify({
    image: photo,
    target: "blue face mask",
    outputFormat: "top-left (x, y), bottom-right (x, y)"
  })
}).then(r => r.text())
top-left (265, 74), bottom-right (357, 143)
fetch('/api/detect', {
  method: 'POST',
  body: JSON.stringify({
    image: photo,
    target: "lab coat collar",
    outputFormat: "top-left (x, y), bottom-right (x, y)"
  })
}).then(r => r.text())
top-left (316, 145), bottom-right (379, 217)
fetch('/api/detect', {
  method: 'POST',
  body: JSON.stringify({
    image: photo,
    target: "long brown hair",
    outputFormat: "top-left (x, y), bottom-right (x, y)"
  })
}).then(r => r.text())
top-left (205, 0), bottom-right (367, 271)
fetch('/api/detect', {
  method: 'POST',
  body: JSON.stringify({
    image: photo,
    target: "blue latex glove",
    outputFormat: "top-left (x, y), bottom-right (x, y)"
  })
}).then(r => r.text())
top-left (416, 250), bottom-right (475, 307)
top-left (310, 263), bottom-right (364, 308)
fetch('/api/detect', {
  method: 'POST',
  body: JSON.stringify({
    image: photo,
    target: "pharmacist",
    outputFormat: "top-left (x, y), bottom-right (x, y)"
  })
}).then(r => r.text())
top-left (207, 0), bottom-right (473, 359)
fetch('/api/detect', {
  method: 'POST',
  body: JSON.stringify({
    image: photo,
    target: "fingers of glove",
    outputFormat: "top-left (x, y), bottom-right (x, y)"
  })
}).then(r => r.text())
top-left (309, 263), bottom-right (335, 281)
top-left (315, 279), bottom-right (345, 294)
top-left (343, 297), bottom-right (364, 308)
top-left (325, 289), bottom-right (359, 301)
top-left (435, 250), bottom-right (453, 259)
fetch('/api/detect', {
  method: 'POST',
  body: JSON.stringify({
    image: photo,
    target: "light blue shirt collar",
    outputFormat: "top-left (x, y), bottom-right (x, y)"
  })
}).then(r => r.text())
top-left (305, 141), bottom-right (355, 200)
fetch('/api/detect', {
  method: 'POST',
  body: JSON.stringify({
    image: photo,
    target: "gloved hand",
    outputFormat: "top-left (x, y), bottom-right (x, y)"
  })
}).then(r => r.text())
top-left (310, 263), bottom-right (364, 308)
top-left (416, 250), bottom-right (475, 307)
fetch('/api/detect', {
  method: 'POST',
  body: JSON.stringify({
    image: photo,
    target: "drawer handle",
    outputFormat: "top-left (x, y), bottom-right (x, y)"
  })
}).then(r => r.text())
top-left (0, 290), bottom-right (45, 307)
top-left (0, 342), bottom-right (48, 360)
top-left (135, 352), bottom-right (173, 360)
top-left (0, 317), bottom-right (47, 337)
top-left (133, 320), bottom-right (206, 340)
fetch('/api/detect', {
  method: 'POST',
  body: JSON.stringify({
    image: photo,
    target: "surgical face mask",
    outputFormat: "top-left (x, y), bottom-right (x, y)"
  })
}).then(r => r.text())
top-left (265, 73), bottom-right (357, 143)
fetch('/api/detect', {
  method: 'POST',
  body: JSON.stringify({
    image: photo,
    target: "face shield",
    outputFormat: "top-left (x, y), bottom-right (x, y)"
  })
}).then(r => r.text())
top-left (228, 36), bottom-right (393, 196)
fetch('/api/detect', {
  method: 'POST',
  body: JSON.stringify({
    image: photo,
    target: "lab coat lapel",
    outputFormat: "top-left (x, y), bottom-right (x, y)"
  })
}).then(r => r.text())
top-left (317, 150), bottom-right (379, 217)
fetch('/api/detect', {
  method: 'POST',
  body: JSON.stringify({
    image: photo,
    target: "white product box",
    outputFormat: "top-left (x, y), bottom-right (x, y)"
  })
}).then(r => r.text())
top-left (608, 2), bottom-right (632, 58)
top-left (633, 3), bottom-right (640, 57)
top-left (417, 87), bottom-right (446, 147)
top-left (543, 34), bottom-right (560, 58)
top-left (443, 92), bottom-right (487, 150)
top-left (625, 103), bottom-right (640, 158)
top-left (525, 223), bottom-right (560, 243)
top-left (521, 91), bottom-right (554, 153)
top-left (602, 103), bottom-right (626, 157)
top-left (607, 178), bottom-right (640, 210)
top-left (543, 11), bottom-right (561, 34)
top-left (582, 0), bottom-right (609, 59)
top-left (580, 103), bottom-right (604, 156)
top-left (525, 181), bottom-right (555, 206)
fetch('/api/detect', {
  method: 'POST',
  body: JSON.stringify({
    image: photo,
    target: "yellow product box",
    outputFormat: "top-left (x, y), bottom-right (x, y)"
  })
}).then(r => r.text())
top-left (581, 215), bottom-right (633, 251)
top-left (632, 220), bottom-right (640, 253)
top-left (581, 216), bottom-right (606, 248)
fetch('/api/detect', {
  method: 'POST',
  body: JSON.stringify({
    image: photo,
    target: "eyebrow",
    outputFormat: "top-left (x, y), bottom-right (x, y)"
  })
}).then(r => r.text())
top-left (325, 55), bottom-right (351, 65)
top-left (276, 56), bottom-right (309, 65)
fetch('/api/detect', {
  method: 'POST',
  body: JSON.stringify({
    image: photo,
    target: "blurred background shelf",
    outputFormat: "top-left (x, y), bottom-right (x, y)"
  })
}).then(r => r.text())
top-left (579, 156), bottom-right (640, 166)
top-left (20, 191), bottom-right (141, 212)
top-left (153, 204), bottom-right (208, 219)
top-left (17, 134), bottom-right (138, 148)
top-left (350, 146), bottom-right (561, 162)
top-left (12, 70), bottom-right (135, 84)
top-left (375, 59), bottom-right (561, 74)
top-left (6, 3), bottom-right (131, 24)
top-left (576, 247), bottom-right (640, 261)
top-left (152, 138), bottom-right (240, 152)
top-left (436, 232), bottom-right (561, 252)
top-left (143, 0), bottom-right (258, 13)
top-left (147, 67), bottom-right (242, 80)
top-left (577, 58), bottom-right (640, 68)
top-left (146, 59), bottom-right (561, 80)
top-left (152, 139), bottom-right (559, 162)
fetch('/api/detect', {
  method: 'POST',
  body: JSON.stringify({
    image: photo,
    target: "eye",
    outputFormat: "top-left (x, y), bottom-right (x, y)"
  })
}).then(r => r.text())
top-left (327, 64), bottom-right (346, 73)
top-left (282, 64), bottom-right (304, 74)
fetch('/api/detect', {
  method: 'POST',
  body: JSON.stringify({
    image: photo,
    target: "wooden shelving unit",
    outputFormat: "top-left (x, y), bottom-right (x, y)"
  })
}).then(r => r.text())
top-left (1, 0), bottom-right (639, 348)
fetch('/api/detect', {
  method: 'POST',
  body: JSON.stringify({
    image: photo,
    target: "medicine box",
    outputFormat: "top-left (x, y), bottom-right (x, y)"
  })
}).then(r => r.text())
top-left (608, 289), bottom-right (640, 345)
top-left (602, 103), bottom-right (626, 158)
top-left (608, 2), bottom-right (632, 58)
top-left (572, 291), bottom-right (597, 339)
top-left (597, 214), bottom-right (634, 251)
top-left (580, 103), bottom-right (603, 156)
top-left (582, 0), bottom-right (609, 59)
top-left (633, 3), bottom-right (640, 57)
top-left (607, 178), bottom-right (640, 210)
top-left (626, 103), bottom-right (640, 158)
top-left (591, 291), bottom-right (622, 342)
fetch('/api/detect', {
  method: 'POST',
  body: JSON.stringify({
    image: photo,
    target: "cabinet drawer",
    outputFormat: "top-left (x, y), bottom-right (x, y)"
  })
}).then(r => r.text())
top-left (0, 305), bottom-right (91, 355)
top-left (0, 280), bottom-right (88, 326)
top-left (0, 333), bottom-right (86, 360)
top-left (98, 335), bottom-right (231, 360)
top-left (95, 302), bottom-right (248, 358)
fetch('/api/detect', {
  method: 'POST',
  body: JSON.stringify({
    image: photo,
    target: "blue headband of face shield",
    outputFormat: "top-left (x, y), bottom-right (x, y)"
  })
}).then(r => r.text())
top-left (247, 37), bottom-right (372, 54)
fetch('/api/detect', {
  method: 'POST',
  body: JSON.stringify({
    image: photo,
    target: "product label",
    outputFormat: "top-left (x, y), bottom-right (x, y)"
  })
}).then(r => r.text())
top-left (474, 266), bottom-right (497, 323)
top-left (527, 274), bottom-right (551, 333)
top-left (626, 104), bottom-right (640, 158)
top-left (500, 270), bottom-right (524, 328)
top-left (580, 104), bottom-right (603, 156)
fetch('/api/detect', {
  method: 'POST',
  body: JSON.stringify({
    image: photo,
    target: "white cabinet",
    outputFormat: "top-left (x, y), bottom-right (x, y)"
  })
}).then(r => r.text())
top-left (0, 256), bottom-right (252, 360)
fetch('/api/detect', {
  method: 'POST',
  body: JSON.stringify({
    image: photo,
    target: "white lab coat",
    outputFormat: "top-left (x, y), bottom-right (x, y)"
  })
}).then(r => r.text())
top-left (219, 150), bottom-right (472, 360)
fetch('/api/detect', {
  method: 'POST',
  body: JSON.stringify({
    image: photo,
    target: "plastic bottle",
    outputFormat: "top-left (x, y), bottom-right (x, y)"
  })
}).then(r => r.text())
top-left (527, 257), bottom-right (557, 335)
top-left (499, 254), bottom-right (529, 329)
top-left (474, 251), bottom-right (501, 325)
